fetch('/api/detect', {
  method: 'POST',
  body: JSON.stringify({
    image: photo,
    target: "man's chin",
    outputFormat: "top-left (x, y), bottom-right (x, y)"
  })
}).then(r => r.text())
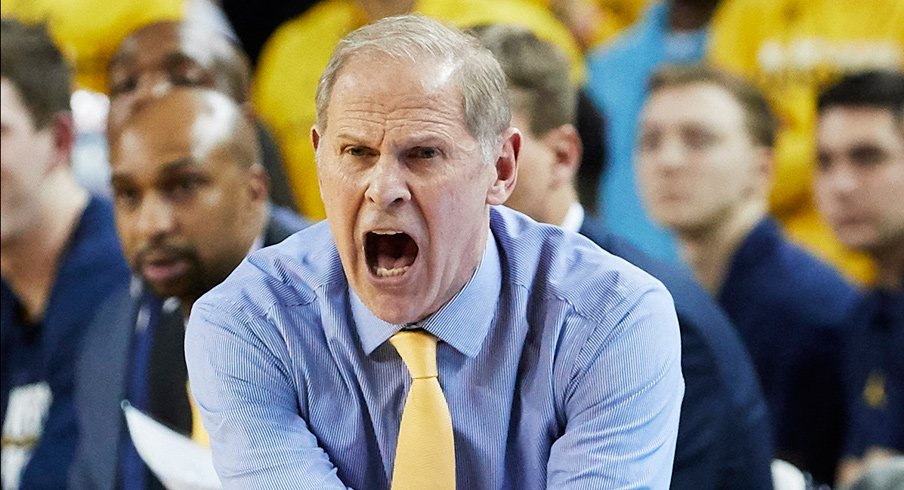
top-left (143, 278), bottom-right (193, 303)
top-left (363, 291), bottom-right (431, 325)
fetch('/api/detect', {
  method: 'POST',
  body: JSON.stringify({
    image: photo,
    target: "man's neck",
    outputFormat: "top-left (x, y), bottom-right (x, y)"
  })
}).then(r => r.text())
top-left (545, 188), bottom-right (579, 228)
top-left (676, 203), bottom-right (766, 294)
top-left (0, 174), bottom-right (89, 322)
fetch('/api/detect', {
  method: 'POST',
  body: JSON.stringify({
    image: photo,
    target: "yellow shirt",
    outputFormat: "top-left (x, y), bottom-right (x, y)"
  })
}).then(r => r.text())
top-left (707, 0), bottom-right (904, 284)
top-left (252, 0), bottom-right (584, 220)
top-left (1, 0), bottom-right (183, 92)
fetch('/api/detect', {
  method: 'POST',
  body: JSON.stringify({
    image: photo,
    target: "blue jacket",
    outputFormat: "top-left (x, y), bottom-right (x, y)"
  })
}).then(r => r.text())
top-left (1, 197), bottom-right (131, 490)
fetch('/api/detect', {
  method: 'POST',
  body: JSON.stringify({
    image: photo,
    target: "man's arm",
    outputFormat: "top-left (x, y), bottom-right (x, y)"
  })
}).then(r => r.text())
top-left (546, 285), bottom-right (684, 489)
top-left (185, 296), bottom-right (349, 489)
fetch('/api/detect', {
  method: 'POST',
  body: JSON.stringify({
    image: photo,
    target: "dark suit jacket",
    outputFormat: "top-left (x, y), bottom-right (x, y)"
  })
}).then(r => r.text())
top-left (69, 208), bottom-right (308, 490)
top-left (580, 216), bottom-right (774, 490)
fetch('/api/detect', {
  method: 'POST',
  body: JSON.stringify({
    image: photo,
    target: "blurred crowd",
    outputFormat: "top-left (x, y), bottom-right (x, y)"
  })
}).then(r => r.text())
top-left (0, 0), bottom-right (901, 489)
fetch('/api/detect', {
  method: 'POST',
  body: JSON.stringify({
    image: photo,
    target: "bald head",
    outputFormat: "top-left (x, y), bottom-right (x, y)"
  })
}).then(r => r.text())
top-left (109, 88), bottom-right (268, 308)
top-left (107, 20), bottom-right (251, 136)
top-left (113, 88), bottom-right (258, 170)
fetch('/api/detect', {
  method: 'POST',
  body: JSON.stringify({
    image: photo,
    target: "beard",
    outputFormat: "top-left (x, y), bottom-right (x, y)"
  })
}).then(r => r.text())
top-left (133, 243), bottom-right (210, 304)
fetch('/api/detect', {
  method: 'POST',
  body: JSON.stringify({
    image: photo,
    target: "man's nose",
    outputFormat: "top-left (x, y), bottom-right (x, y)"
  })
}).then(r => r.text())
top-left (364, 156), bottom-right (411, 208)
top-left (655, 136), bottom-right (688, 170)
top-left (132, 72), bottom-right (172, 111)
top-left (136, 195), bottom-right (176, 242)
top-left (825, 161), bottom-right (860, 196)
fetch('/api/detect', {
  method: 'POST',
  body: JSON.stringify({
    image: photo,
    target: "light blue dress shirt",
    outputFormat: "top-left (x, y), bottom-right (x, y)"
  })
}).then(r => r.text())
top-left (185, 206), bottom-right (684, 489)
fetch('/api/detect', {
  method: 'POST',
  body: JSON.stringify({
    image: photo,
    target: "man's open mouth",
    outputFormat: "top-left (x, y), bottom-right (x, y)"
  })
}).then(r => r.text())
top-left (365, 231), bottom-right (419, 278)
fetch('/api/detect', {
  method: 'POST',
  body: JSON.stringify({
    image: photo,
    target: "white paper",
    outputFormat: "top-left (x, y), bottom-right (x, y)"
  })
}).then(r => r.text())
top-left (122, 401), bottom-right (222, 490)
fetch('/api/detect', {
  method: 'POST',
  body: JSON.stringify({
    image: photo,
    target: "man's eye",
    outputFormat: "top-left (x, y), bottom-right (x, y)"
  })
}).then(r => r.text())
top-left (345, 147), bottom-right (371, 157)
top-left (638, 131), bottom-right (660, 152)
top-left (683, 130), bottom-right (717, 150)
top-left (410, 147), bottom-right (441, 159)
top-left (169, 66), bottom-right (208, 88)
top-left (165, 178), bottom-right (205, 202)
top-left (113, 187), bottom-right (140, 208)
top-left (109, 76), bottom-right (137, 96)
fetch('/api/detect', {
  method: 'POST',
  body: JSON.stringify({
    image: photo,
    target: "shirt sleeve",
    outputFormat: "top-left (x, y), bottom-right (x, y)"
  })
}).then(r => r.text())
top-left (185, 295), bottom-right (350, 489)
top-left (546, 283), bottom-right (685, 489)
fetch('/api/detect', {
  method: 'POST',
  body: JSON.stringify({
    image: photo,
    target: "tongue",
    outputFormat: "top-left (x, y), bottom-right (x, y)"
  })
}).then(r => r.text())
top-left (377, 254), bottom-right (410, 270)
top-left (374, 234), bottom-right (416, 270)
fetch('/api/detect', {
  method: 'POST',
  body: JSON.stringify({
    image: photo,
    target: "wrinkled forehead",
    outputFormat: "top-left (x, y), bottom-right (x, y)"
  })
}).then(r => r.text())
top-left (326, 58), bottom-right (464, 134)
top-left (342, 50), bottom-right (457, 90)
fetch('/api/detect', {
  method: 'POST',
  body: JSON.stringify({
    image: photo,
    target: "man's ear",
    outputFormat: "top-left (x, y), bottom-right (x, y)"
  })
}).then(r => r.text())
top-left (751, 145), bottom-right (774, 197)
top-left (248, 163), bottom-right (270, 203)
top-left (544, 123), bottom-right (582, 190)
top-left (50, 112), bottom-right (75, 171)
top-left (311, 125), bottom-right (325, 201)
top-left (487, 127), bottom-right (521, 205)
top-left (311, 125), bottom-right (322, 154)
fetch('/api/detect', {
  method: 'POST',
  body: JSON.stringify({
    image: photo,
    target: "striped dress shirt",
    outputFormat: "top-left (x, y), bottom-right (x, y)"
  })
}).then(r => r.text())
top-left (185, 206), bottom-right (684, 489)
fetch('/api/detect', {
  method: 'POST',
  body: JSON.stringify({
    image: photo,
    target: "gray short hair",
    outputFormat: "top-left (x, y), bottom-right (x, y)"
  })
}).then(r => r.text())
top-left (314, 15), bottom-right (510, 162)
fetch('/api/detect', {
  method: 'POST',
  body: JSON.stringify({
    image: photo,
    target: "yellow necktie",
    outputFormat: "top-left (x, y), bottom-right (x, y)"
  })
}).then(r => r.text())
top-left (187, 381), bottom-right (210, 446)
top-left (389, 330), bottom-right (455, 490)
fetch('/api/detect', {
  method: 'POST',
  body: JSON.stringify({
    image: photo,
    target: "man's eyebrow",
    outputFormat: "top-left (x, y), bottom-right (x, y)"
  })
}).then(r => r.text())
top-left (111, 157), bottom-right (199, 182)
top-left (108, 50), bottom-right (134, 69)
top-left (163, 51), bottom-right (198, 67)
top-left (158, 157), bottom-right (202, 173)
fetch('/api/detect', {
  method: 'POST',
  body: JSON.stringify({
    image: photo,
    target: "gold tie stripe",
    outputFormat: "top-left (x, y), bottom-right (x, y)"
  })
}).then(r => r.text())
top-left (389, 330), bottom-right (456, 490)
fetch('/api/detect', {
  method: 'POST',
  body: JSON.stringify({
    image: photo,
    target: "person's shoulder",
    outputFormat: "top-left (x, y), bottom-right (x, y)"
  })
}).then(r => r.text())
top-left (198, 221), bottom-right (344, 318)
top-left (65, 195), bottom-right (131, 285)
top-left (266, 205), bottom-right (314, 245)
top-left (768, 222), bottom-right (858, 307)
top-left (491, 207), bottom-right (668, 321)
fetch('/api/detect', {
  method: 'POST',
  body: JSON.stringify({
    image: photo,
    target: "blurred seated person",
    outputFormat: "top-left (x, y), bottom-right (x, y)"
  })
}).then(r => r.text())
top-left (0, 19), bottom-right (131, 489)
top-left (813, 71), bottom-right (904, 488)
top-left (637, 64), bottom-right (859, 484)
top-left (584, 0), bottom-right (722, 265)
top-left (706, 0), bottom-right (904, 284)
top-left (69, 88), bottom-right (308, 489)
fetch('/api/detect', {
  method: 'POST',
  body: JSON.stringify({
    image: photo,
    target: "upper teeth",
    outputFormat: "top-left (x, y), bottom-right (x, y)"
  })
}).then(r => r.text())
top-left (372, 230), bottom-right (402, 235)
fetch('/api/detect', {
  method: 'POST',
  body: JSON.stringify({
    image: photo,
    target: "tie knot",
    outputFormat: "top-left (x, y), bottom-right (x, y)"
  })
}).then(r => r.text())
top-left (390, 330), bottom-right (438, 379)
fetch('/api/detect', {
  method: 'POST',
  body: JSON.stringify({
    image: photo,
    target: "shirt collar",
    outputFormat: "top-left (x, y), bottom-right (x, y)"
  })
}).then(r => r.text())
top-left (559, 202), bottom-right (585, 233)
top-left (352, 231), bottom-right (501, 358)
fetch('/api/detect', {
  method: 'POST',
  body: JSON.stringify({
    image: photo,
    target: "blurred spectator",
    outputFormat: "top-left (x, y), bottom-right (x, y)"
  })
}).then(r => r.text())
top-left (707, 0), bottom-right (904, 284)
top-left (106, 20), bottom-right (298, 212)
top-left (636, 64), bottom-right (858, 484)
top-left (70, 89), bottom-right (308, 489)
top-left (473, 24), bottom-right (774, 489)
top-left (585, 0), bottom-right (721, 265)
top-left (0, 19), bottom-right (131, 489)
top-left (252, 0), bottom-right (584, 220)
top-left (813, 70), bottom-right (904, 488)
